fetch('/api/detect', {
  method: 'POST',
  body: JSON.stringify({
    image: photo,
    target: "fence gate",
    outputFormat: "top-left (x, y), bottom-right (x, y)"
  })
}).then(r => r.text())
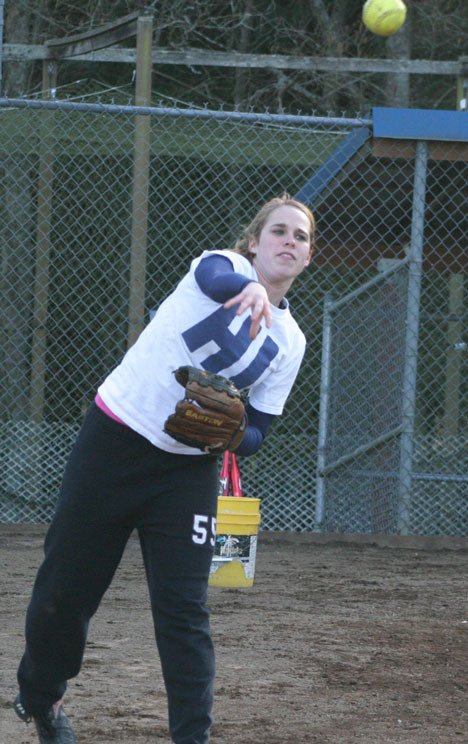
top-left (316, 259), bottom-right (410, 534)
top-left (315, 140), bottom-right (467, 535)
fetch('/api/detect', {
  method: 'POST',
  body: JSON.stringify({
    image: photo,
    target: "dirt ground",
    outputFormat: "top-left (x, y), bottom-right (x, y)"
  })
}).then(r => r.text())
top-left (0, 526), bottom-right (467, 744)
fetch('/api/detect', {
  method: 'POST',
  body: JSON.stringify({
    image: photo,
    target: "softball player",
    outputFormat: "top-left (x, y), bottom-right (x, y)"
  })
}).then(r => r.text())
top-left (14, 193), bottom-right (315, 744)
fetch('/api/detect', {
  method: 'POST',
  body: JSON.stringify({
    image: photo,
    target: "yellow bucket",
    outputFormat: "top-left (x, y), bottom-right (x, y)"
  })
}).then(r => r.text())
top-left (209, 496), bottom-right (261, 588)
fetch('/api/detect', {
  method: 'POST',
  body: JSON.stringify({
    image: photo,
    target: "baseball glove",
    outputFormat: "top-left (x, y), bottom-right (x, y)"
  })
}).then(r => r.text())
top-left (164, 366), bottom-right (247, 454)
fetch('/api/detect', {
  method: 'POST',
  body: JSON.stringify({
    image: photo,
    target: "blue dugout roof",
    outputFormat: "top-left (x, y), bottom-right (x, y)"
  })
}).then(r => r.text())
top-left (373, 108), bottom-right (468, 143)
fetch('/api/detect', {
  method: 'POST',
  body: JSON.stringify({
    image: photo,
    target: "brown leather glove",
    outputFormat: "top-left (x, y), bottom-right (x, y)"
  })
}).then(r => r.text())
top-left (164, 366), bottom-right (247, 454)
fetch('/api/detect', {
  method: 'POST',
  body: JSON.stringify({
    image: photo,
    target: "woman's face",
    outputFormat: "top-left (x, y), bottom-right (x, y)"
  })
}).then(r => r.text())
top-left (248, 205), bottom-right (313, 283)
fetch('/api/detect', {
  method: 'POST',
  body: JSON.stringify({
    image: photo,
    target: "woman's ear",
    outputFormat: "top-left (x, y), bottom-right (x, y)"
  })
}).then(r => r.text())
top-left (306, 245), bottom-right (316, 266)
top-left (300, 248), bottom-right (313, 271)
top-left (248, 237), bottom-right (257, 254)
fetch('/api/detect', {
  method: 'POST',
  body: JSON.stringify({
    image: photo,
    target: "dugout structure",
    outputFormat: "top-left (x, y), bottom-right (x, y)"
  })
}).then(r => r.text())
top-left (0, 99), bottom-right (466, 535)
top-left (315, 108), bottom-right (467, 536)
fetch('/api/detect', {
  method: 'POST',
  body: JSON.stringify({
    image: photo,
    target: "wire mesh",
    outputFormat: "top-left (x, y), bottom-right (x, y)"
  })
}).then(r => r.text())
top-left (0, 98), bottom-right (466, 533)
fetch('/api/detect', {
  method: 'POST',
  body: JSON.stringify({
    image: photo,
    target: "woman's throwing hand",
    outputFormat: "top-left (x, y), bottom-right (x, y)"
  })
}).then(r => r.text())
top-left (224, 282), bottom-right (272, 340)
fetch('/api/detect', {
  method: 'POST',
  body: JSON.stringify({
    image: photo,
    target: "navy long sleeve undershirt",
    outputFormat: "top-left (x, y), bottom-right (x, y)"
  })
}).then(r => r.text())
top-left (194, 253), bottom-right (253, 302)
top-left (194, 253), bottom-right (275, 456)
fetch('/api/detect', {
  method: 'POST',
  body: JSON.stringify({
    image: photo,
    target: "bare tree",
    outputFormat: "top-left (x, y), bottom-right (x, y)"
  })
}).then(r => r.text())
top-left (308, 0), bottom-right (353, 111)
top-left (2, 0), bottom-right (467, 111)
top-left (233, 0), bottom-right (254, 108)
top-left (386, 9), bottom-right (411, 108)
top-left (4, 0), bottom-right (30, 95)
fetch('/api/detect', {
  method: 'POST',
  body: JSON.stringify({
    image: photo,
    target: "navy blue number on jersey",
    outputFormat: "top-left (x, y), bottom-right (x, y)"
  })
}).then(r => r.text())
top-left (183, 307), bottom-right (278, 388)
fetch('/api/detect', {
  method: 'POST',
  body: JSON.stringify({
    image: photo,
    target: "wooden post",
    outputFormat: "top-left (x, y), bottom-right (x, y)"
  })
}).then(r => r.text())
top-left (127, 14), bottom-right (153, 348)
top-left (29, 59), bottom-right (57, 422)
top-left (24, 59), bottom-right (57, 503)
top-left (442, 274), bottom-right (464, 437)
top-left (456, 55), bottom-right (468, 111)
top-left (441, 61), bottom-right (466, 437)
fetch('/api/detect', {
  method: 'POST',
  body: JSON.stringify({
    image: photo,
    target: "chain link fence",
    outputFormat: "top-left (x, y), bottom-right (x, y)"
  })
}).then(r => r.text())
top-left (1, 98), bottom-right (466, 534)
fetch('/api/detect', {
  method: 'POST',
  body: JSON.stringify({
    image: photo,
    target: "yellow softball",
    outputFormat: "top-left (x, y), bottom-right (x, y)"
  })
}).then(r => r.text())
top-left (362, 0), bottom-right (407, 37)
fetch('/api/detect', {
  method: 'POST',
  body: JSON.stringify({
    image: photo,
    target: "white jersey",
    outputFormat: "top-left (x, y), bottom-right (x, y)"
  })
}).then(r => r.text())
top-left (98, 250), bottom-right (306, 454)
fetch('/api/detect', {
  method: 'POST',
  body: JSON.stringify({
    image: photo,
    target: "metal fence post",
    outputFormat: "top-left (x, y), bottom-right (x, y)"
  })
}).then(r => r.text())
top-left (315, 293), bottom-right (333, 530)
top-left (397, 140), bottom-right (429, 534)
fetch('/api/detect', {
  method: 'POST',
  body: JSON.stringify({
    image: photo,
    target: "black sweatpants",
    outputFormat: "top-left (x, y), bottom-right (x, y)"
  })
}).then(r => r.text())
top-left (17, 403), bottom-right (219, 744)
